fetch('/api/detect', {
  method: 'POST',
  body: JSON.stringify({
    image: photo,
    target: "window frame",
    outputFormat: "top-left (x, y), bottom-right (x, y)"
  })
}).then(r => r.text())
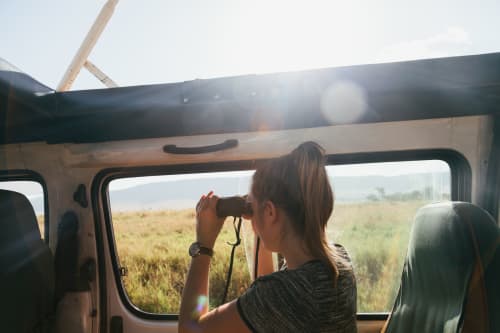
top-left (484, 115), bottom-right (500, 222)
top-left (93, 148), bottom-right (471, 322)
top-left (0, 169), bottom-right (50, 241)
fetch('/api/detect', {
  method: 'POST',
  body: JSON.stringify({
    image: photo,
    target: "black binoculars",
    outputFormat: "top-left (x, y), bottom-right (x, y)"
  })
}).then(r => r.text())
top-left (216, 196), bottom-right (253, 218)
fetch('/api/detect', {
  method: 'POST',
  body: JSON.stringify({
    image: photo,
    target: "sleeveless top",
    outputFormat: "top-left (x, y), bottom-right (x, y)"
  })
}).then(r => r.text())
top-left (237, 245), bottom-right (357, 333)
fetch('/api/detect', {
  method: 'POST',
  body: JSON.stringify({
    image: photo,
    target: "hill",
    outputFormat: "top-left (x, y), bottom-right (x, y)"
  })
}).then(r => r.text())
top-left (107, 172), bottom-right (450, 212)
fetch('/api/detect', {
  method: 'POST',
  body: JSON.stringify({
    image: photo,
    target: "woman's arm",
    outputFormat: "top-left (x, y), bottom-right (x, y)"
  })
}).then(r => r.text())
top-left (178, 255), bottom-right (250, 333)
top-left (178, 192), bottom-right (251, 333)
top-left (178, 255), bottom-right (210, 327)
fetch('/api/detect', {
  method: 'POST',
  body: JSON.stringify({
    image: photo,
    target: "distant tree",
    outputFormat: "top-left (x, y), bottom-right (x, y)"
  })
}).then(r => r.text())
top-left (423, 186), bottom-right (434, 200)
top-left (370, 189), bottom-right (424, 202)
top-left (409, 190), bottom-right (422, 200)
top-left (385, 192), bottom-right (402, 201)
top-left (366, 187), bottom-right (436, 202)
top-left (375, 187), bottom-right (386, 199)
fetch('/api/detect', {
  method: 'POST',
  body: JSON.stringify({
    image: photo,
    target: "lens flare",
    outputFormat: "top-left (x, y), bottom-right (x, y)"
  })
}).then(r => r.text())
top-left (192, 295), bottom-right (208, 319)
top-left (320, 81), bottom-right (367, 124)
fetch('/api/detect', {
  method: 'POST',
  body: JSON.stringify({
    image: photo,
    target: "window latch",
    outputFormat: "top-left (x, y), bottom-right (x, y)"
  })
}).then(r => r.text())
top-left (119, 266), bottom-right (128, 277)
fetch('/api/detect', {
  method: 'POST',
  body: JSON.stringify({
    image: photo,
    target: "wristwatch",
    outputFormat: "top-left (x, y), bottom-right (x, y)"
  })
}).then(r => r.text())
top-left (189, 242), bottom-right (214, 258)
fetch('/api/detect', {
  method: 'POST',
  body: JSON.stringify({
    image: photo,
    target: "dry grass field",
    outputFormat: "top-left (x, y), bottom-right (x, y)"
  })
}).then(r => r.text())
top-left (112, 209), bottom-right (252, 312)
top-left (110, 200), bottom-right (427, 314)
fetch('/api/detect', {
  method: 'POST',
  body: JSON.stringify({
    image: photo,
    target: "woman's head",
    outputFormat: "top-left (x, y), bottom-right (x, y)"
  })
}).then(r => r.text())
top-left (250, 141), bottom-right (339, 277)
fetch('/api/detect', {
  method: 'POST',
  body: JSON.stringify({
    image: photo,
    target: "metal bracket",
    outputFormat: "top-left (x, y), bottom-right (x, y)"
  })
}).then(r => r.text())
top-left (73, 184), bottom-right (88, 208)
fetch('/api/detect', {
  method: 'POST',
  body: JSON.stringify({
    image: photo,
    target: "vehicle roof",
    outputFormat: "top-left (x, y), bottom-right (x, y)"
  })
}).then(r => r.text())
top-left (1, 52), bottom-right (500, 145)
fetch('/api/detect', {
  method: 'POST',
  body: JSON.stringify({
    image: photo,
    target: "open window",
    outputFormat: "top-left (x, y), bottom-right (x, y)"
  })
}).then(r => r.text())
top-left (326, 160), bottom-right (450, 313)
top-left (107, 170), bottom-right (255, 315)
top-left (0, 178), bottom-right (47, 241)
top-left (104, 158), bottom-right (452, 317)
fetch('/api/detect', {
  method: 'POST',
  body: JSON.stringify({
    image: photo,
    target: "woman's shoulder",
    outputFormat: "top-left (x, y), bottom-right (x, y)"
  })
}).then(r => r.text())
top-left (332, 243), bottom-right (355, 271)
top-left (333, 243), bottom-right (352, 261)
top-left (250, 260), bottom-right (323, 296)
top-left (254, 260), bottom-right (333, 291)
top-left (252, 243), bottom-right (355, 292)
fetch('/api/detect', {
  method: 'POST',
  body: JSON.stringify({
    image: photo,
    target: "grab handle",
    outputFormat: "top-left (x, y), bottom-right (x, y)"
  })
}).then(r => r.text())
top-left (163, 139), bottom-right (238, 154)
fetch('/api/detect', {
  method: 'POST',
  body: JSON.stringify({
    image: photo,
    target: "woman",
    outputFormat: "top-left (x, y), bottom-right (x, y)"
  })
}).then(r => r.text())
top-left (179, 142), bottom-right (357, 333)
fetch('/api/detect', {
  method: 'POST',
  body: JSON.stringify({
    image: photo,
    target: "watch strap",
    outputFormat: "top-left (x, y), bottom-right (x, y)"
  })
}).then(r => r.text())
top-left (198, 245), bottom-right (213, 257)
top-left (189, 242), bottom-right (214, 257)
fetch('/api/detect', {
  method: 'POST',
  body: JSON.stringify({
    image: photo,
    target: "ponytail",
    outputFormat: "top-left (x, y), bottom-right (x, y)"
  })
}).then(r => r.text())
top-left (252, 141), bottom-right (342, 281)
top-left (290, 142), bottom-right (338, 278)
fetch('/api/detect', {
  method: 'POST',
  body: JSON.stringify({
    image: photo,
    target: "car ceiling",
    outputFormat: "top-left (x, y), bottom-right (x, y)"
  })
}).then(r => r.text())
top-left (1, 53), bottom-right (500, 144)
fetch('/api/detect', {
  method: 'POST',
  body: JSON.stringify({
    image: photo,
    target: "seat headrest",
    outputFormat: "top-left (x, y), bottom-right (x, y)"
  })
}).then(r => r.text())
top-left (0, 189), bottom-right (43, 273)
top-left (385, 201), bottom-right (499, 333)
top-left (409, 202), bottom-right (498, 289)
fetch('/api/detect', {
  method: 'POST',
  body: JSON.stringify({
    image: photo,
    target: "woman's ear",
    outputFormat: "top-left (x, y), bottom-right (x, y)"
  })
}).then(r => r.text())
top-left (264, 200), bottom-right (279, 224)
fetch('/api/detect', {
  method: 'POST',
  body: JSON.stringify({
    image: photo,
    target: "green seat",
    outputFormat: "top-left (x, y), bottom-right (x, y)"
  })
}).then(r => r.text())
top-left (384, 202), bottom-right (500, 333)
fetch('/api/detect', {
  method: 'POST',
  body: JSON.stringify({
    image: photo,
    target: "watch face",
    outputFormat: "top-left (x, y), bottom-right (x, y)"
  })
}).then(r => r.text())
top-left (189, 242), bottom-right (201, 257)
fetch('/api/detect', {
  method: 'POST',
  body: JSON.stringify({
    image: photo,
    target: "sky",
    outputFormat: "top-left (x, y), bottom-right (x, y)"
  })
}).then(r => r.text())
top-left (1, 0), bottom-right (500, 91)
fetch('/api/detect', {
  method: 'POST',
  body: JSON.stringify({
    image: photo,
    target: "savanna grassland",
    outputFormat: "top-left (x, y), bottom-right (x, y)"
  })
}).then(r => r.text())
top-left (37, 216), bottom-right (45, 240)
top-left (111, 200), bottom-right (428, 314)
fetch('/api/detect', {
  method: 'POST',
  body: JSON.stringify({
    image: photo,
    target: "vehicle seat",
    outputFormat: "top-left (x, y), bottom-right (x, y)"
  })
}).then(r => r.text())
top-left (0, 189), bottom-right (55, 332)
top-left (383, 201), bottom-right (500, 333)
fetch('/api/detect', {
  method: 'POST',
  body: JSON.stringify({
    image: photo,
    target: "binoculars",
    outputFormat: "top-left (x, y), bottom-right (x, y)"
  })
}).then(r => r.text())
top-left (216, 196), bottom-right (253, 218)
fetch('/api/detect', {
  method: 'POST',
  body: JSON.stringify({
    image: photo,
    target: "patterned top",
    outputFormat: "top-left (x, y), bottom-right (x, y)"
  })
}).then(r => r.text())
top-left (237, 245), bottom-right (357, 333)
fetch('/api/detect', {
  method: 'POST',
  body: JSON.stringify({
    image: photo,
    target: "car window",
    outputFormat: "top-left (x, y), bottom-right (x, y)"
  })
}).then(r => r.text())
top-left (326, 160), bottom-right (450, 312)
top-left (108, 171), bottom-right (254, 314)
top-left (0, 180), bottom-right (46, 240)
top-left (107, 159), bottom-right (450, 314)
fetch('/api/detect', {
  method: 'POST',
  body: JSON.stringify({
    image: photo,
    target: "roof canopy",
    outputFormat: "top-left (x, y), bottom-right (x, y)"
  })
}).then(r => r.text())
top-left (1, 53), bottom-right (500, 144)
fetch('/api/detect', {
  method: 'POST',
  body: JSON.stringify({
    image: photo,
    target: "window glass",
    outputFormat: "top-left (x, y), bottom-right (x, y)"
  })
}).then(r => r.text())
top-left (0, 180), bottom-right (46, 240)
top-left (108, 159), bottom-right (450, 314)
top-left (326, 160), bottom-right (450, 312)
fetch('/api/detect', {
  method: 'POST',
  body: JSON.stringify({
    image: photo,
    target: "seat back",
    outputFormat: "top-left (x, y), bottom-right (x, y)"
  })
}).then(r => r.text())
top-left (0, 189), bottom-right (55, 333)
top-left (383, 202), bottom-right (500, 333)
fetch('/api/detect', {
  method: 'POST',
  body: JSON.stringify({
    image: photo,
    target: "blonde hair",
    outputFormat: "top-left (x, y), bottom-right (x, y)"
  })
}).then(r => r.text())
top-left (252, 142), bottom-right (341, 280)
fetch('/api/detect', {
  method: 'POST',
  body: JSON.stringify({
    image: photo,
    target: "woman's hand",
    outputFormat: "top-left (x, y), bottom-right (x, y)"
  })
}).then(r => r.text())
top-left (195, 191), bottom-right (225, 249)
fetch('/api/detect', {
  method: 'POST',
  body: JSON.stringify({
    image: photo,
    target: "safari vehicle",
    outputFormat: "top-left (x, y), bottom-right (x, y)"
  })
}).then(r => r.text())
top-left (1, 2), bottom-right (500, 333)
